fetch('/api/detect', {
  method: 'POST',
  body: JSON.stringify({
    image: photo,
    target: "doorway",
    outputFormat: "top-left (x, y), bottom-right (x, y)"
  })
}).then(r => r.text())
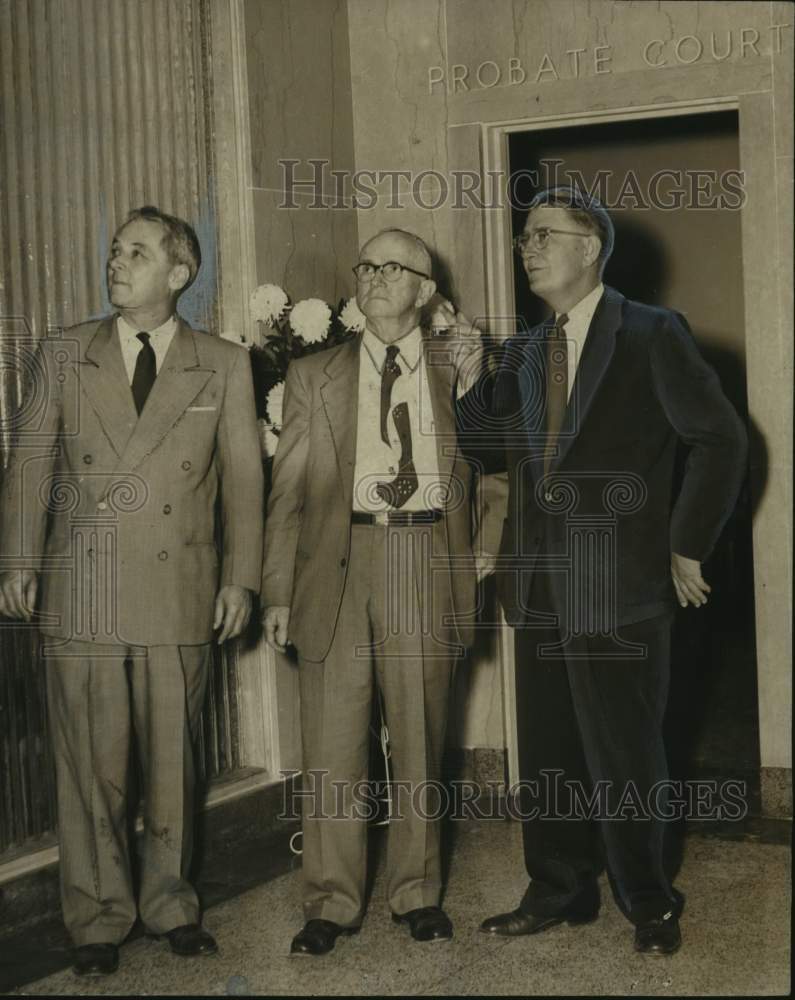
top-left (502, 110), bottom-right (758, 798)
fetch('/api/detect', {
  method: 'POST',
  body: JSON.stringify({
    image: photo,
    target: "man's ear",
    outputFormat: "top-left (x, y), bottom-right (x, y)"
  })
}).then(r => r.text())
top-left (169, 263), bottom-right (191, 293)
top-left (582, 235), bottom-right (602, 269)
top-left (415, 278), bottom-right (437, 309)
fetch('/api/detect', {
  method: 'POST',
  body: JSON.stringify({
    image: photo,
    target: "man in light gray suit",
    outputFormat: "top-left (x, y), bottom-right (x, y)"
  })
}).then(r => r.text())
top-left (262, 229), bottom-right (488, 956)
top-left (0, 206), bottom-right (263, 976)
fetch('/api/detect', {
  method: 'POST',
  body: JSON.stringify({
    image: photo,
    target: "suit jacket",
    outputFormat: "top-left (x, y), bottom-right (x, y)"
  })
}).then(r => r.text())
top-left (0, 315), bottom-right (264, 646)
top-left (260, 331), bottom-right (477, 663)
top-left (459, 285), bottom-right (747, 628)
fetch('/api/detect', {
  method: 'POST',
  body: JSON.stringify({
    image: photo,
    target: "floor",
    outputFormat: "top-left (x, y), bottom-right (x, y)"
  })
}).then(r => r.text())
top-left (9, 818), bottom-right (791, 997)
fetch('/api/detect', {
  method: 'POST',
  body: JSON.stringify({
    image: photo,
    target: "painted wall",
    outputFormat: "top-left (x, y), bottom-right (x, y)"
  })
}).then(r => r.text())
top-left (345, 0), bottom-right (793, 788)
top-left (245, 0), bottom-right (359, 303)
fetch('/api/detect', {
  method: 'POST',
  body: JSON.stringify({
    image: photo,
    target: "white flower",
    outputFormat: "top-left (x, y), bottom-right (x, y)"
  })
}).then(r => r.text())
top-left (250, 283), bottom-right (289, 325)
top-left (258, 419), bottom-right (280, 458)
top-left (429, 298), bottom-right (455, 331)
top-left (339, 297), bottom-right (367, 333)
top-left (265, 381), bottom-right (285, 427)
top-left (290, 298), bottom-right (332, 343)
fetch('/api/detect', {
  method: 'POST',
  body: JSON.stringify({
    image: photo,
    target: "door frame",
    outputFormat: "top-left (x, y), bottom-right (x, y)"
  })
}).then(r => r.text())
top-left (479, 96), bottom-right (750, 789)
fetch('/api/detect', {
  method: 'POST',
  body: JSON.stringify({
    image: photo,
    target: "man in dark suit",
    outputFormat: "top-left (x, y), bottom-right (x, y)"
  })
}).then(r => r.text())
top-left (262, 229), bottom-right (483, 955)
top-left (458, 187), bottom-right (747, 955)
top-left (0, 206), bottom-right (263, 976)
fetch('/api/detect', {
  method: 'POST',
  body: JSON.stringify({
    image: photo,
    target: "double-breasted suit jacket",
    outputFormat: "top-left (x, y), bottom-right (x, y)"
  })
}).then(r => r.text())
top-left (261, 330), bottom-right (477, 662)
top-left (1, 315), bottom-right (264, 646)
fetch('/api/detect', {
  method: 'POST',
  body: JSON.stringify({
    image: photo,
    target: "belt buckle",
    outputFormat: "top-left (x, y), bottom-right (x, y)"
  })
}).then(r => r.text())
top-left (374, 510), bottom-right (390, 526)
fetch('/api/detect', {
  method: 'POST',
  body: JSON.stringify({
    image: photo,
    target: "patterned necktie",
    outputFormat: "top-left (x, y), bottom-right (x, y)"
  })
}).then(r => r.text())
top-left (131, 331), bottom-right (156, 415)
top-left (375, 401), bottom-right (419, 508)
top-left (543, 313), bottom-right (569, 476)
top-left (380, 344), bottom-right (401, 445)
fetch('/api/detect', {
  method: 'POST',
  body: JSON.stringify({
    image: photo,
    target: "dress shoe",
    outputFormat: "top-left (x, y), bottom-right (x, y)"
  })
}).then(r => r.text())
top-left (634, 914), bottom-right (682, 955)
top-left (290, 919), bottom-right (358, 956)
top-left (158, 923), bottom-right (218, 956)
top-left (72, 943), bottom-right (119, 977)
top-left (480, 905), bottom-right (598, 936)
top-left (392, 906), bottom-right (453, 942)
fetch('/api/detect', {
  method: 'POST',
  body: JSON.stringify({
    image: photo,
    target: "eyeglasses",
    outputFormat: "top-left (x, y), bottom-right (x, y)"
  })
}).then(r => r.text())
top-left (352, 261), bottom-right (430, 282)
top-left (513, 228), bottom-right (590, 255)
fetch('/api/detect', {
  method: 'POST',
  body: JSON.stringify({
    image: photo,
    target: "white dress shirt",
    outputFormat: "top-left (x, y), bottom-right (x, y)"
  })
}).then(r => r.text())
top-left (117, 314), bottom-right (178, 383)
top-left (352, 326), bottom-right (443, 512)
top-left (556, 282), bottom-right (604, 402)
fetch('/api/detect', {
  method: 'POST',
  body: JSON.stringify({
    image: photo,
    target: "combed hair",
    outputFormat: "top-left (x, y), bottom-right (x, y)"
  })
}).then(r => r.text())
top-left (126, 205), bottom-right (202, 289)
top-left (367, 228), bottom-right (433, 276)
top-left (528, 186), bottom-right (615, 271)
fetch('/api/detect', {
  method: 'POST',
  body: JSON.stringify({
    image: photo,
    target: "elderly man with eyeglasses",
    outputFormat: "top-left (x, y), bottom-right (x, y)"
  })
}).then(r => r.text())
top-left (261, 228), bottom-right (491, 955)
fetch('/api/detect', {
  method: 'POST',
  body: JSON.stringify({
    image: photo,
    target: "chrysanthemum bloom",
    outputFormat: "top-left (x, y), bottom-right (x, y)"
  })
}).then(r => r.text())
top-left (339, 297), bottom-right (367, 333)
top-left (250, 283), bottom-right (289, 325)
top-left (265, 381), bottom-right (285, 427)
top-left (290, 298), bottom-right (332, 343)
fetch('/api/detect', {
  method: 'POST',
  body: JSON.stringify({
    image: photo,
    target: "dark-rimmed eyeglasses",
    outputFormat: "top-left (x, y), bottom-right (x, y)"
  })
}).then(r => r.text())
top-left (513, 228), bottom-right (590, 255)
top-left (352, 261), bottom-right (430, 282)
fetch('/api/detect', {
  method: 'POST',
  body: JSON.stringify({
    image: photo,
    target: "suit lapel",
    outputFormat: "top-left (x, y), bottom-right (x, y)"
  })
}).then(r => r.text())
top-left (518, 319), bottom-right (554, 487)
top-left (78, 317), bottom-right (139, 458)
top-left (553, 286), bottom-right (623, 471)
top-left (117, 319), bottom-right (215, 472)
top-left (319, 336), bottom-right (360, 503)
top-left (422, 333), bottom-right (457, 488)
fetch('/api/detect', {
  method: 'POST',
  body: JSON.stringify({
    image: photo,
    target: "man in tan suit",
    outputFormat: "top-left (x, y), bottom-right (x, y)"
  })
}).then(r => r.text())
top-left (262, 228), bottom-right (486, 955)
top-left (0, 206), bottom-right (263, 976)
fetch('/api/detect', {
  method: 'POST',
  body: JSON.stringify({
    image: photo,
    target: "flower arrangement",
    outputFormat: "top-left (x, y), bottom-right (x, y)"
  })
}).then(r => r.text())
top-left (249, 284), bottom-right (365, 458)
top-left (249, 282), bottom-right (460, 461)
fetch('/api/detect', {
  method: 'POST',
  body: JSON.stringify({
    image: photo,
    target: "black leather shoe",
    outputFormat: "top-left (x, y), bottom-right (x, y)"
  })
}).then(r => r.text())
top-left (161, 923), bottom-right (218, 956)
top-left (290, 919), bottom-right (358, 956)
top-left (392, 906), bottom-right (453, 942)
top-left (72, 943), bottom-right (119, 977)
top-left (480, 905), bottom-right (598, 936)
top-left (634, 915), bottom-right (681, 955)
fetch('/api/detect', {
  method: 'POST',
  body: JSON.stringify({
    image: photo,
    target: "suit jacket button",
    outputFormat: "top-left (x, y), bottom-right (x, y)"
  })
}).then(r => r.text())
top-left (340, 558), bottom-right (347, 568)
top-left (163, 504), bottom-right (171, 514)
top-left (158, 550), bottom-right (168, 561)
top-left (181, 460), bottom-right (191, 470)
top-left (97, 500), bottom-right (108, 511)
top-left (83, 454), bottom-right (92, 465)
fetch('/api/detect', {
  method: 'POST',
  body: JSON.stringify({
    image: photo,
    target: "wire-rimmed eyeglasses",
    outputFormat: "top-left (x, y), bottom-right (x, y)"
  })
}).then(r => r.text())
top-left (513, 228), bottom-right (590, 255)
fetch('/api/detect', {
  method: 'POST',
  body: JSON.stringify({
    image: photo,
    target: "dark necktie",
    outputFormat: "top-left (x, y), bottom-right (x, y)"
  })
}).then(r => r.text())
top-left (380, 344), bottom-right (401, 445)
top-left (375, 345), bottom-right (419, 508)
top-left (375, 401), bottom-right (419, 508)
top-left (131, 331), bottom-right (156, 415)
top-left (543, 313), bottom-right (569, 476)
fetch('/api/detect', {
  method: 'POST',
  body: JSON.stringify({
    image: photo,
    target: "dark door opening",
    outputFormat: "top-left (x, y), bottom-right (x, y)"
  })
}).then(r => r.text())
top-left (507, 112), bottom-right (759, 804)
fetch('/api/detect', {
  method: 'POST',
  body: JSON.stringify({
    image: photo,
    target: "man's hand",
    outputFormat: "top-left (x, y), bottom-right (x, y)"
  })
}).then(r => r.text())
top-left (263, 605), bottom-right (290, 653)
top-left (432, 301), bottom-right (483, 395)
top-left (671, 552), bottom-right (710, 608)
top-left (213, 585), bottom-right (253, 644)
top-left (475, 554), bottom-right (498, 583)
top-left (0, 569), bottom-right (38, 621)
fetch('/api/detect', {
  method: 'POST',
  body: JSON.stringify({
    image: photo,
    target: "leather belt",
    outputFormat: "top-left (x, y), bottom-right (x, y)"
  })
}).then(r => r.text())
top-left (351, 509), bottom-right (443, 526)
